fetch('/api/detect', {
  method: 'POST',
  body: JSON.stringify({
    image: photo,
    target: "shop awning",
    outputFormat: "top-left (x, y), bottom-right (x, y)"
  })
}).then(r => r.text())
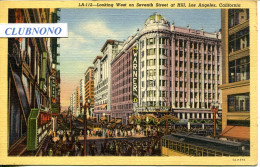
top-left (110, 119), bottom-right (115, 123)
top-left (116, 119), bottom-right (122, 123)
top-left (219, 126), bottom-right (250, 141)
top-left (101, 104), bottom-right (107, 109)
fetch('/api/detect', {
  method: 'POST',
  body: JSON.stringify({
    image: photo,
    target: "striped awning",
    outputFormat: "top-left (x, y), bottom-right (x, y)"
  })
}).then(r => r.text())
top-left (219, 126), bottom-right (250, 141)
top-left (101, 103), bottom-right (107, 109)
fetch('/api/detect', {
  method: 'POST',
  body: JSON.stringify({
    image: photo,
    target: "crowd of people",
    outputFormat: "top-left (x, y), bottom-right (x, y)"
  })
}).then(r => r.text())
top-left (85, 126), bottom-right (163, 138)
top-left (45, 130), bottom-right (84, 156)
top-left (87, 137), bottom-right (161, 156)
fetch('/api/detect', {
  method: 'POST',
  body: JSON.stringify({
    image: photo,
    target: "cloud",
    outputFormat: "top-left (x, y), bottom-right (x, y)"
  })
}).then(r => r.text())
top-left (82, 21), bottom-right (118, 39)
top-left (61, 31), bottom-right (93, 50)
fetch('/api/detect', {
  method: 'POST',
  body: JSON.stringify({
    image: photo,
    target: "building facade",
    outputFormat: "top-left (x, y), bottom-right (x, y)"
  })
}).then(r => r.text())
top-left (8, 9), bottom-right (60, 155)
top-left (219, 9), bottom-right (250, 141)
top-left (93, 40), bottom-right (123, 121)
top-left (111, 46), bottom-right (133, 124)
top-left (110, 13), bottom-right (222, 123)
top-left (73, 86), bottom-right (80, 117)
top-left (85, 66), bottom-right (95, 118)
top-left (79, 78), bottom-right (85, 115)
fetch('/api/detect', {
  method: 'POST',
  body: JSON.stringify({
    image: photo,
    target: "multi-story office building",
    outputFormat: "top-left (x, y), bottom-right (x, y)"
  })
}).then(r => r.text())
top-left (70, 89), bottom-right (75, 114)
top-left (111, 46), bottom-right (133, 124)
top-left (79, 78), bottom-right (85, 115)
top-left (219, 9), bottom-right (250, 141)
top-left (85, 66), bottom-right (95, 118)
top-left (7, 9), bottom-right (60, 155)
top-left (73, 86), bottom-right (80, 117)
top-left (93, 40), bottom-right (123, 121)
top-left (110, 13), bottom-right (222, 123)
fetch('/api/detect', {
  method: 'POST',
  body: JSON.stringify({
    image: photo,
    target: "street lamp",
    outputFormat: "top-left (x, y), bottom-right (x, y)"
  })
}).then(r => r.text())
top-left (80, 98), bottom-right (91, 156)
top-left (211, 102), bottom-right (219, 137)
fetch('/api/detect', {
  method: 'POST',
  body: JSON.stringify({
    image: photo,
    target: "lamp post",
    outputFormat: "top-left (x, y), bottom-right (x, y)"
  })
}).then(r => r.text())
top-left (80, 98), bottom-right (91, 156)
top-left (211, 102), bottom-right (219, 137)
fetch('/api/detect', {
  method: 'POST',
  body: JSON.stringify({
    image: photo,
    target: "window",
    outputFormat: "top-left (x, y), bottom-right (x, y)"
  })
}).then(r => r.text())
top-left (159, 59), bottom-right (167, 66)
top-left (180, 62), bottom-right (183, 67)
top-left (175, 61), bottom-right (178, 67)
top-left (229, 27), bottom-right (249, 53)
top-left (147, 90), bottom-right (156, 97)
top-left (160, 91), bottom-right (166, 97)
top-left (228, 93), bottom-right (250, 112)
top-left (159, 69), bottom-right (166, 76)
top-left (147, 38), bottom-right (156, 45)
top-left (147, 80), bottom-right (156, 87)
top-left (147, 48), bottom-right (156, 55)
top-left (147, 59), bottom-right (156, 66)
top-left (159, 80), bottom-right (166, 86)
top-left (141, 40), bottom-right (145, 48)
top-left (159, 37), bottom-right (167, 45)
top-left (228, 9), bottom-right (249, 28)
top-left (180, 81), bottom-right (183, 88)
top-left (229, 56), bottom-right (250, 83)
top-left (159, 48), bottom-right (167, 56)
top-left (147, 69), bottom-right (156, 77)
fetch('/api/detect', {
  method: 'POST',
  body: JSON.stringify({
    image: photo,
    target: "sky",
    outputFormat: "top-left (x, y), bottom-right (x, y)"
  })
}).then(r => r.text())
top-left (59, 9), bottom-right (221, 110)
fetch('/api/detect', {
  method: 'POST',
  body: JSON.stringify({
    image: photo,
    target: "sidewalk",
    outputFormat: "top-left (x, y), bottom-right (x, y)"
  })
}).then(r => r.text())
top-left (52, 133), bottom-right (146, 142)
top-left (79, 133), bottom-right (146, 140)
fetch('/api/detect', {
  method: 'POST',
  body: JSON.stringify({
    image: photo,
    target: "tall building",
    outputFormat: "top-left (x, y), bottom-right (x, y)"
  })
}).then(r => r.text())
top-left (93, 40), bottom-right (123, 121)
top-left (111, 45), bottom-right (133, 124)
top-left (70, 90), bottom-right (75, 114)
top-left (7, 9), bottom-right (60, 155)
top-left (219, 9), bottom-right (250, 141)
top-left (79, 78), bottom-right (85, 115)
top-left (110, 13), bottom-right (222, 123)
top-left (85, 66), bottom-right (95, 118)
top-left (73, 86), bottom-right (80, 117)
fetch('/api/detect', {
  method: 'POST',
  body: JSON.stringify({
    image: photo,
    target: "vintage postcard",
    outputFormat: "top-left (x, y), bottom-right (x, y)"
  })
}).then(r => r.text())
top-left (0, 0), bottom-right (258, 165)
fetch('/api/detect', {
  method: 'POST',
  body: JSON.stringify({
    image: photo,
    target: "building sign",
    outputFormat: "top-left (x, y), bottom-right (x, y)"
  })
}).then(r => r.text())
top-left (50, 76), bottom-right (55, 98)
top-left (132, 45), bottom-right (138, 103)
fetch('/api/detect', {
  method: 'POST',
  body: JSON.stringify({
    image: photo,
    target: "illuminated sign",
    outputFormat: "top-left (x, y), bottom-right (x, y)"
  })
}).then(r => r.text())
top-left (132, 45), bottom-right (138, 103)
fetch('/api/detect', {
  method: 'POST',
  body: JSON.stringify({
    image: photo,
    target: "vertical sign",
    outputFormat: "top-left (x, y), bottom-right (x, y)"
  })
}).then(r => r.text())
top-left (132, 45), bottom-right (138, 103)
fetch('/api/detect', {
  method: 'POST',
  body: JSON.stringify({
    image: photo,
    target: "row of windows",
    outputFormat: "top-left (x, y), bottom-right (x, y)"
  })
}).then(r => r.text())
top-left (175, 102), bottom-right (215, 109)
top-left (178, 112), bottom-right (213, 119)
top-left (175, 71), bottom-right (220, 81)
top-left (176, 61), bottom-right (220, 70)
top-left (175, 92), bottom-right (220, 100)
top-left (111, 94), bottom-right (132, 104)
top-left (112, 104), bottom-right (132, 110)
top-left (228, 93), bottom-right (249, 112)
top-left (229, 56), bottom-right (250, 83)
top-left (112, 77), bottom-right (131, 88)
top-left (141, 59), bottom-right (170, 67)
top-left (176, 40), bottom-right (217, 52)
top-left (141, 69), bottom-right (168, 78)
top-left (94, 85), bottom-right (108, 95)
top-left (228, 27), bottom-right (249, 53)
top-left (176, 51), bottom-right (219, 61)
top-left (112, 87), bottom-right (131, 97)
top-left (142, 37), bottom-right (170, 48)
top-left (144, 90), bottom-right (168, 98)
top-left (228, 9), bottom-right (249, 28)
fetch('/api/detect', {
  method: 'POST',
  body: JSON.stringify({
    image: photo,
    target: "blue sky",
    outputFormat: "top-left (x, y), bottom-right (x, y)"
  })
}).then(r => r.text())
top-left (60, 9), bottom-right (221, 108)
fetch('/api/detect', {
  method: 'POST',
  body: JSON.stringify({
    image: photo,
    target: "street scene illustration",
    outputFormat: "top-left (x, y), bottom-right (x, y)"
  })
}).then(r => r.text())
top-left (8, 8), bottom-right (250, 156)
